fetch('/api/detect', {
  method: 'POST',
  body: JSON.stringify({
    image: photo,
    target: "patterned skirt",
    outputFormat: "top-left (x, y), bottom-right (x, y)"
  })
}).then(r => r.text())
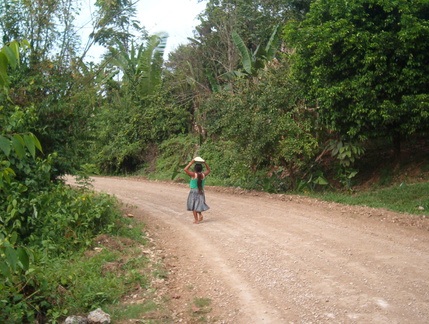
top-left (187, 189), bottom-right (210, 212)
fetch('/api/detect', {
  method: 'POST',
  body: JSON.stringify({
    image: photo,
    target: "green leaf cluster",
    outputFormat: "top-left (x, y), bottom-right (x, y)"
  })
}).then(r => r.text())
top-left (328, 139), bottom-right (365, 168)
top-left (222, 25), bottom-right (280, 80)
top-left (285, 0), bottom-right (429, 142)
top-left (0, 40), bottom-right (30, 90)
top-left (0, 133), bottom-right (42, 159)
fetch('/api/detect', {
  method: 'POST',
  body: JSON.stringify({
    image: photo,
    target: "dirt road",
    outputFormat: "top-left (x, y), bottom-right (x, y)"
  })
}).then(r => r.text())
top-left (79, 176), bottom-right (429, 323)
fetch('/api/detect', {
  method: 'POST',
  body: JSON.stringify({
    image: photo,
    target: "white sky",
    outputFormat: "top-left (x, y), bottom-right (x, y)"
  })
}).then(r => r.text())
top-left (78, 0), bottom-right (207, 61)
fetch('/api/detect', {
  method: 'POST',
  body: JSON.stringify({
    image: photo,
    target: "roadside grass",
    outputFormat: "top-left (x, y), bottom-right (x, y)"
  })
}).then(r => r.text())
top-left (46, 216), bottom-right (173, 323)
top-left (310, 182), bottom-right (429, 216)
top-left (189, 297), bottom-right (212, 323)
top-left (106, 300), bottom-right (167, 322)
top-left (107, 302), bottom-right (157, 320)
top-left (138, 159), bottom-right (428, 217)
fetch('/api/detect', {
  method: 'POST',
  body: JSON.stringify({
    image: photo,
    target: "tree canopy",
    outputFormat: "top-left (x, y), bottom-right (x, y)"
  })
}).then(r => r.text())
top-left (285, 0), bottom-right (429, 149)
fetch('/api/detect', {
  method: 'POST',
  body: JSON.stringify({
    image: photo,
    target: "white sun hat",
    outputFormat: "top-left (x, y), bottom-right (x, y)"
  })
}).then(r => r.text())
top-left (194, 156), bottom-right (205, 163)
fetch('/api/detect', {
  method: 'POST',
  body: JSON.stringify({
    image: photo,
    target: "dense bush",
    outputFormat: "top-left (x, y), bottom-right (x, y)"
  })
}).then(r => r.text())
top-left (1, 82), bottom-right (125, 322)
top-left (0, 175), bottom-right (124, 322)
top-left (197, 62), bottom-right (321, 190)
top-left (92, 89), bottom-right (190, 174)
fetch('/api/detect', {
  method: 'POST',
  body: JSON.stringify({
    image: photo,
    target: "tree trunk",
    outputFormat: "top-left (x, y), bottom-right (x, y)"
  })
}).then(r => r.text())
top-left (392, 132), bottom-right (401, 160)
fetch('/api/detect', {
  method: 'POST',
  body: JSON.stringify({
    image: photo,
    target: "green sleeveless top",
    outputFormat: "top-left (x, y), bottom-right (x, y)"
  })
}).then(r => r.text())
top-left (190, 177), bottom-right (205, 189)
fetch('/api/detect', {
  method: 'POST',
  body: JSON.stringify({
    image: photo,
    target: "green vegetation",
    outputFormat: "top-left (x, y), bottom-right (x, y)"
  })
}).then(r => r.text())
top-left (107, 300), bottom-right (161, 322)
top-left (0, 37), bottom-right (168, 322)
top-left (190, 297), bottom-right (212, 322)
top-left (285, 0), bottom-right (429, 149)
top-left (311, 182), bottom-right (429, 216)
top-left (1, 214), bottom-right (171, 323)
top-left (1, 0), bottom-right (429, 321)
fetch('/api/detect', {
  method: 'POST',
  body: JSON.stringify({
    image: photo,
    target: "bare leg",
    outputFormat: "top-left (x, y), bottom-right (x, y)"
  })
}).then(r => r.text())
top-left (198, 212), bottom-right (203, 222)
top-left (192, 210), bottom-right (199, 224)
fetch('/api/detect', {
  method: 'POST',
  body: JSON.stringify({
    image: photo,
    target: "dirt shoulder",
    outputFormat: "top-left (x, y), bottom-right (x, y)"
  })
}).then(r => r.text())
top-left (73, 176), bottom-right (429, 323)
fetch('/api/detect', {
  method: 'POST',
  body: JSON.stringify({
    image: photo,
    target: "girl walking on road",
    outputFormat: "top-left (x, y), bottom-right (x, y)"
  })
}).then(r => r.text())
top-left (184, 157), bottom-right (211, 224)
